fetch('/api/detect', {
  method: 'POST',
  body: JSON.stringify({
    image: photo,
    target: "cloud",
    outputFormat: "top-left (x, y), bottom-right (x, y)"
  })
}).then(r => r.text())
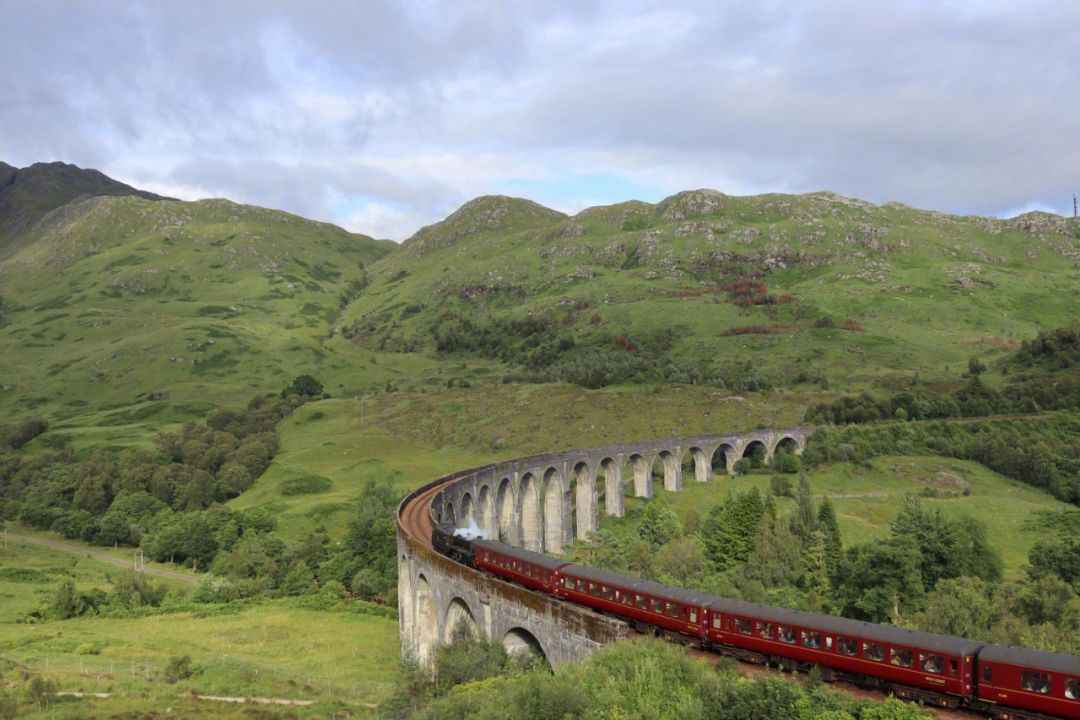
top-left (1, 1), bottom-right (1077, 239)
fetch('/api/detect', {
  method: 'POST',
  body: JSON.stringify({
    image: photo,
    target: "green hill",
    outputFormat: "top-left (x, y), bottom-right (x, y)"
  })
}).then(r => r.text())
top-left (345, 190), bottom-right (1080, 392)
top-left (0, 189), bottom-right (393, 440)
top-left (0, 161), bottom-right (175, 259)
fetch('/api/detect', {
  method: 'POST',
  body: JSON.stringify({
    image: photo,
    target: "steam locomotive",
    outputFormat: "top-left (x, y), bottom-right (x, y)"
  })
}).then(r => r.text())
top-left (434, 523), bottom-right (1079, 720)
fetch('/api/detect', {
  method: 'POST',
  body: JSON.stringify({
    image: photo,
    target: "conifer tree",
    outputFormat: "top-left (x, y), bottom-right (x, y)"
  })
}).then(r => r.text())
top-left (817, 497), bottom-right (844, 586)
top-left (789, 472), bottom-right (818, 546)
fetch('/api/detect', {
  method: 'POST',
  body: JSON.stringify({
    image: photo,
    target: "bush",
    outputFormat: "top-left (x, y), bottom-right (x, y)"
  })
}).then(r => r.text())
top-left (74, 643), bottom-right (100, 656)
top-left (24, 676), bottom-right (57, 711)
top-left (0, 418), bottom-right (48, 449)
top-left (280, 473), bottom-right (332, 496)
top-left (163, 654), bottom-right (195, 683)
top-left (191, 575), bottom-right (235, 603)
top-left (769, 475), bottom-right (794, 497)
top-left (286, 374), bottom-right (324, 397)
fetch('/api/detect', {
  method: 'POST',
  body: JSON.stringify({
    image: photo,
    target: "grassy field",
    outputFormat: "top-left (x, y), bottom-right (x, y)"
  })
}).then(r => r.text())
top-left (0, 540), bottom-right (399, 718)
top-left (228, 385), bottom-right (812, 539)
top-left (599, 454), bottom-right (1073, 579)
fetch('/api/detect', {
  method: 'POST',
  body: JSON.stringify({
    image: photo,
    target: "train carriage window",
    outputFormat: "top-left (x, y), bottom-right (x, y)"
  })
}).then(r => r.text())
top-left (920, 654), bottom-right (943, 673)
top-left (689, 609), bottom-right (698, 624)
top-left (734, 617), bottom-right (753, 635)
top-left (636, 595), bottom-right (647, 610)
top-left (801, 630), bottom-right (822, 649)
top-left (624, 593), bottom-right (634, 606)
top-left (602, 586), bottom-right (613, 600)
top-left (983, 666), bottom-right (992, 682)
top-left (563, 577), bottom-right (572, 588)
top-left (588, 582), bottom-right (598, 595)
top-left (713, 616), bottom-right (722, 629)
top-left (778, 626), bottom-right (796, 644)
top-left (891, 648), bottom-right (914, 668)
top-left (949, 660), bottom-right (958, 676)
top-left (614, 589), bottom-right (622, 602)
top-left (1065, 677), bottom-right (1078, 700)
top-left (577, 580), bottom-right (586, 592)
top-left (838, 637), bottom-right (858, 656)
top-left (825, 636), bottom-right (833, 651)
top-left (863, 642), bottom-right (885, 662)
top-left (757, 622), bottom-right (774, 639)
top-left (666, 602), bottom-right (679, 618)
top-left (1021, 671), bottom-right (1050, 694)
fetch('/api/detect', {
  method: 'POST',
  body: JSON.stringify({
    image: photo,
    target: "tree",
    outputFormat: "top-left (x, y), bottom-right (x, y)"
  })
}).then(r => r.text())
top-left (149, 463), bottom-right (191, 506)
top-left (1028, 534), bottom-right (1080, 585)
top-left (701, 490), bottom-right (765, 572)
top-left (215, 462), bottom-right (254, 499)
top-left (739, 514), bottom-right (802, 590)
top-left (637, 498), bottom-right (682, 549)
top-left (800, 533), bottom-right (835, 612)
top-left (179, 469), bottom-right (215, 510)
top-left (914, 577), bottom-right (998, 639)
top-left (890, 495), bottom-right (1001, 590)
top-left (287, 374), bottom-right (324, 397)
top-left (72, 474), bottom-right (109, 515)
top-left (97, 491), bottom-right (167, 546)
top-left (788, 473), bottom-right (818, 546)
top-left (655, 536), bottom-right (708, 587)
top-left (52, 578), bottom-right (79, 619)
top-left (817, 498), bottom-right (844, 586)
top-left (321, 477), bottom-right (398, 596)
top-left (838, 538), bottom-right (924, 622)
top-left (145, 511), bottom-right (218, 568)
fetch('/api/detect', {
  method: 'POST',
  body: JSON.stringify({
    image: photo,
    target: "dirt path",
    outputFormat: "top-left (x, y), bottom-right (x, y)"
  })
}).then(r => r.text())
top-left (2, 532), bottom-right (199, 585)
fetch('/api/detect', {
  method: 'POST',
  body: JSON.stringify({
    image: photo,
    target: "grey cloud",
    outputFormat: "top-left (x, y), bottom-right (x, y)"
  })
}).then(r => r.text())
top-left (165, 157), bottom-right (462, 234)
top-left (1, 0), bottom-right (1077, 238)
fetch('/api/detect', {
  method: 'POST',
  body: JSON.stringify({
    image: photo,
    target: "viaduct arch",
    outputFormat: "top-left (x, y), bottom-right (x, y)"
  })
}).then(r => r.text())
top-left (398, 426), bottom-right (813, 669)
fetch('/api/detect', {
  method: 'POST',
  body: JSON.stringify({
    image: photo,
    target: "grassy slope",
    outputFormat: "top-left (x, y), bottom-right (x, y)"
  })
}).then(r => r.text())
top-left (0, 194), bottom-right (397, 445)
top-left (3, 187), bottom-right (1078, 715)
top-left (346, 191), bottom-right (1080, 392)
top-left (228, 385), bottom-right (811, 536)
top-left (0, 540), bottom-right (398, 718)
top-left (600, 455), bottom-right (1072, 579)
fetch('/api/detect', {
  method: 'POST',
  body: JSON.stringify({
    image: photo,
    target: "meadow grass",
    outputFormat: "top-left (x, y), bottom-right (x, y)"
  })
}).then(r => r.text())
top-left (0, 541), bottom-right (399, 719)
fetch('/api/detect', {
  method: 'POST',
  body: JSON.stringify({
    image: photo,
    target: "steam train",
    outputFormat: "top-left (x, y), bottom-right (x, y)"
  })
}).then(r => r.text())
top-left (433, 524), bottom-right (1080, 720)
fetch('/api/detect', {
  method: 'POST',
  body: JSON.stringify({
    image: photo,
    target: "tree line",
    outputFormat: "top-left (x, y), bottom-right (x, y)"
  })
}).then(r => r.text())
top-left (3, 374), bottom-right (402, 608)
top-left (570, 475), bottom-right (1079, 656)
top-left (802, 416), bottom-right (1080, 506)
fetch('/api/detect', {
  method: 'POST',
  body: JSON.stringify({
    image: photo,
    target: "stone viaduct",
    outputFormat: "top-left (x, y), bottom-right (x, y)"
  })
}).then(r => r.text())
top-left (397, 426), bottom-right (814, 669)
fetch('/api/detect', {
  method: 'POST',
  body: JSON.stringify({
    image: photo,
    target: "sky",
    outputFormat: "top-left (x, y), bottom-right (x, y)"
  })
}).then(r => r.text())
top-left (2, 1), bottom-right (1078, 240)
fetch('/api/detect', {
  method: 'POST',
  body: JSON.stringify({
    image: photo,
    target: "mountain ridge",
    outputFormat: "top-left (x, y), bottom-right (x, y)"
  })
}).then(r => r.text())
top-left (0, 160), bottom-right (176, 260)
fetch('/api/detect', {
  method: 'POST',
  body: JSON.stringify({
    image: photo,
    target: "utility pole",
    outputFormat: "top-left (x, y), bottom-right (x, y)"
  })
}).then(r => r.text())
top-left (1074, 192), bottom-right (1078, 219)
